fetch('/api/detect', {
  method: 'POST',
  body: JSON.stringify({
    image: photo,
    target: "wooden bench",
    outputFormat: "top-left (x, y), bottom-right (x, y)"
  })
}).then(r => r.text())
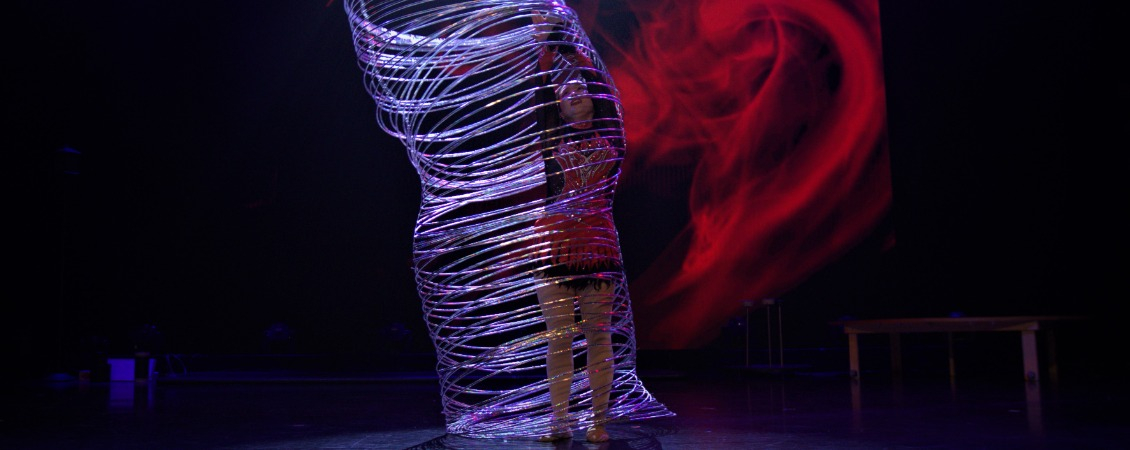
top-left (831, 316), bottom-right (1083, 382)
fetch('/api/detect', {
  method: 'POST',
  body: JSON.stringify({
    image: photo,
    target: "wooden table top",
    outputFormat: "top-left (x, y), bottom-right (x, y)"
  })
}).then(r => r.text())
top-left (830, 316), bottom-right (1087, 333)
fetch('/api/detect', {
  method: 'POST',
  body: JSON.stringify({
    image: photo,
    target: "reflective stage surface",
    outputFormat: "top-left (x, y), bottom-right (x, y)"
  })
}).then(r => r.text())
top-left (3, 363), bottom-right (1126, 450)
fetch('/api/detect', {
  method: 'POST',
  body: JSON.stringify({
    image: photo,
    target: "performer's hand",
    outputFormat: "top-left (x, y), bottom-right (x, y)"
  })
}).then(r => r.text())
top-left (562, 51), bottom-right (593, 69)
top-left (532, 12), bottom-right (563, 42)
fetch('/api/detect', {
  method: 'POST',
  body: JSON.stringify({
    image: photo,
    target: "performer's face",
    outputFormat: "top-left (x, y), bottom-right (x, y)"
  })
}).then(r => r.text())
top-left (557, 80), bottom-right (594, 125)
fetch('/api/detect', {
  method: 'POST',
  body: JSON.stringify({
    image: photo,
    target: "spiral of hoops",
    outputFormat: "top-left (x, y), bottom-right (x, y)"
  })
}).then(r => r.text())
top-left (344, 0), bottom-right (671, 438)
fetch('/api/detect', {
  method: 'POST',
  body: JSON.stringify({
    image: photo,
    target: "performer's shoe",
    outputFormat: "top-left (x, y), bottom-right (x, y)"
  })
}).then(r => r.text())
top-left (585, 425), bottom-right (609, 443)
top-left (537, 424), bottom-right (572, 442)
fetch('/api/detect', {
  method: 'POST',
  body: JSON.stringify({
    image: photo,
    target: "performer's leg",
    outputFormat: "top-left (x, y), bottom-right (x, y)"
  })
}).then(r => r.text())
top-left (579, 282), bottom-right (614, 443)
top-left (536, 279), bottom-right (577, 441)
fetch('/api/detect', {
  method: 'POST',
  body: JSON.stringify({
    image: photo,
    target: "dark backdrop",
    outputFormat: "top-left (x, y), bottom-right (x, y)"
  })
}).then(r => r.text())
top-left (876, 0), bottom-right (1126, 379)
top-left (8, 1), bottom-right (1125, 379)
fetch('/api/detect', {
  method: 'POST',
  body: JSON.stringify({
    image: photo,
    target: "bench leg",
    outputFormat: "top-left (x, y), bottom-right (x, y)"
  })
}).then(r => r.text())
top-left (849, 333), bottom-right (860, 379)
top-left (889, 332), bottom-right (902, 377)
top-left (1046, 330), bottom-right (1059, 384)
top-left (947, 332), bottom-right (956, 382)
top-left (1021, 330), bottom-right (1039, 382)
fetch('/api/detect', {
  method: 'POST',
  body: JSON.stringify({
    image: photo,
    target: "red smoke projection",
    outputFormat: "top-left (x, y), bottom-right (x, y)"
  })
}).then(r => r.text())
top-left (587, 0), bottom-right (891, 348)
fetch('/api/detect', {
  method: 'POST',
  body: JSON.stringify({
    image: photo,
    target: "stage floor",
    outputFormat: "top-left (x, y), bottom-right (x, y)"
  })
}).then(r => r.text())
top-left (2, 368), bottom-right (1126, 450)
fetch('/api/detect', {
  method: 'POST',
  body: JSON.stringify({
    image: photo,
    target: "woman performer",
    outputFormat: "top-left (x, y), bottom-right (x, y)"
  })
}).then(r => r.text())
top-left (532, 13), bottom-right (625, 443)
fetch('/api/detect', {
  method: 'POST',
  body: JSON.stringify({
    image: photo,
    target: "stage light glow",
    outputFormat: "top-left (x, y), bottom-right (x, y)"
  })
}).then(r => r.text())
top-left (588, 0), bottom-right (892, 348)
